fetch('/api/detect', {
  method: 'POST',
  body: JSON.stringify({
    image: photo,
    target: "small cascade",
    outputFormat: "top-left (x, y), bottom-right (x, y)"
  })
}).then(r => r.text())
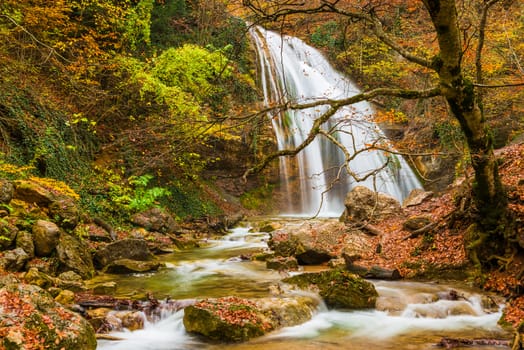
top-left (250, 26), bottom-right (422, 216)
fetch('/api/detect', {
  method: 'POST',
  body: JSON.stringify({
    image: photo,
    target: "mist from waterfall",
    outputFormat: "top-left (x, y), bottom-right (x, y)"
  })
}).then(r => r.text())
top-left (250, 26), bottom-right (422, 217)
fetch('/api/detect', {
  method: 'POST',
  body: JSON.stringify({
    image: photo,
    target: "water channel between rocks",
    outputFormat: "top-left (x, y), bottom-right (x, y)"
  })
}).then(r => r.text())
top-left (96, 220), bottom-right (509, 350)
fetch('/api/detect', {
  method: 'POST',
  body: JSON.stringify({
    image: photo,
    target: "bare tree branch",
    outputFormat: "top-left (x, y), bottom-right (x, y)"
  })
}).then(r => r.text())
top-left (242, 86), bottom-right (441, 180)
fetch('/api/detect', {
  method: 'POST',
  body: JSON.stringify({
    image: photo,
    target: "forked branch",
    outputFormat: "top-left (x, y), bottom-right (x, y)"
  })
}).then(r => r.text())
top-left (242, 86), bottom-right (441, 180)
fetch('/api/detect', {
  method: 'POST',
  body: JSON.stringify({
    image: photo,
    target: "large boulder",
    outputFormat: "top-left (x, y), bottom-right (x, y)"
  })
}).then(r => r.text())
top-left (0, 179), bottom-right (14, 204)
top-left (183, 296), bottom-right (317, 342)
top-left (93, 239), bottom-right (154, 268)
top-left (32, 220), bottom-right (61, 257)
top-left (283, 270), bottom-right (378, 309)
top-left (13, 180), bottom-right (56, 206)
top-left (56, 233), bottom-right (95, 279)
top-left (340, 186), bottom-right (402, 224)
top-left (103, 259), bottom-right (163, 274)
top-left (269, 221), bottom-right (372, 265)
top-left (131, 208), bottom-right (178, 234)
top-left (0, 277), bottom-right (96, 350)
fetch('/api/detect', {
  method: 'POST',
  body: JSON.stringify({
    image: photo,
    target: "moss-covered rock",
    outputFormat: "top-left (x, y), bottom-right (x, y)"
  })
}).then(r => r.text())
top-left (0, 278), bottom-right (97, 350)
top-left (283, 270), bottom-right (378, 309)
top-left (103, 258), bottom-right (163, 274)
top-left (55, 233), bottom-right (95, 279)
top-left (183, 296), bottom-right (317, 342)
top-left (93, 239), bottom-right (154, 269)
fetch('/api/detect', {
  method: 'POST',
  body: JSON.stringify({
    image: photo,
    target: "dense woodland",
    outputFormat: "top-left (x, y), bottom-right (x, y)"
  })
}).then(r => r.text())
top-left (0, 0), bottom-right (523, 348)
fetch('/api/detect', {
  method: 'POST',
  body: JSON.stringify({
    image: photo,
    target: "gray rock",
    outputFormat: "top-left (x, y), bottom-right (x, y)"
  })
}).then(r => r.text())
top-left (403, 215), bottom-right (433, 231)
top-left (0, 179), bottom-right (14, 204)
top-left (32, 220), bottom-right (61, 257)
top-left (402, 189), bottom-right (434, 208)
top-left (93, 239), bottom-right (154, 268)
top-left (0, 247), bottom-right (30, 271)
top-left (56, 233), bottom-right (95, 279)
top-left (340, 186), bottom-right (402, 224)
top-left (283, 269), bottom-right (378, 309)
top-left (131, 208), bottom-right (178, 234)
top-left (49, 197), bottom-right (79, 230)
top-left (15, 230), bottom-right (34, 258)
top-left (103, 258), bottom-right (163, 274)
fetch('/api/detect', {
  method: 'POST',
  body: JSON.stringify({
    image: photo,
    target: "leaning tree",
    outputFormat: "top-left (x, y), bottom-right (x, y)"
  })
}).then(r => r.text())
top-left (241, 0), bottom-right (523, 269)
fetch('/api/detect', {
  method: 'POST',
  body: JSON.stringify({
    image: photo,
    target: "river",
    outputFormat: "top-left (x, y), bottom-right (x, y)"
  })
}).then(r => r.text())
top-left (96, 222), bottom-right (509, 350)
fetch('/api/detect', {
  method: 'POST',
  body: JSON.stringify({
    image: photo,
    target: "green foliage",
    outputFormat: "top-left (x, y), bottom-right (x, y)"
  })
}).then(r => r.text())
top-left (310, 21), bottom-right (343, 50)
top-left (240, 184), bottom-right (274, 211)
top-left (152, 44), bottom-right (232, 102)
top-left (123, 0), bottom-right (154, 52)
top-left (150, 0), bottom-right (190, 48)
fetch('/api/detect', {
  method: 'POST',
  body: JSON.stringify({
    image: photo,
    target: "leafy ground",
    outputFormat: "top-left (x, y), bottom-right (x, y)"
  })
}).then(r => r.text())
top-left (356, 143), bottom-right (524, 328)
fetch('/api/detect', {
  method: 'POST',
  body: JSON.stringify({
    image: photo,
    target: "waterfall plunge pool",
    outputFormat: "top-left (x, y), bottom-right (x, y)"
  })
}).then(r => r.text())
top-left (96, 223), bottom-right (510, 350)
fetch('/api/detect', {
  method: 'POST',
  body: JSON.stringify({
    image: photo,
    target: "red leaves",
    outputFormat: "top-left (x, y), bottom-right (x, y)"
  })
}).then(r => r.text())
top-left (195, 297), bottom-right (272, 331)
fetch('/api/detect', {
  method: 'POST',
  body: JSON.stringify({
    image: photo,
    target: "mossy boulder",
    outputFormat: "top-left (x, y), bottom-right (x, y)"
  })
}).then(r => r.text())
top-left (283, 270), bottom-right (378, 309)
top-left (93, 239), bottom-right (154, 268)
top-left (56, 233), bottom-right (95, 279)
top-left (0, 277), bottom-right (97, 350)
top-left (32, 220), bottom-right (60, 257)
top-left (183, 296), bottom-right (317, 342)
top-left (49, 197), bottom-right (80, 230)
top-left (103, 258), bottom-right (163, 274)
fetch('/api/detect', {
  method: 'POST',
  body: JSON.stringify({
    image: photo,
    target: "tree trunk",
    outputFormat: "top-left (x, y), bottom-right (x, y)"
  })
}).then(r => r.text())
top-left (422, 0), bottom-right (507, 264)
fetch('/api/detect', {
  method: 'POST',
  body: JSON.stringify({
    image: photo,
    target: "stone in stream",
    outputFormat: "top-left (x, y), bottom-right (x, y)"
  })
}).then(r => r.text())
top-left (183, 296), bottom-right (318, 342)
top-left (282, 269), bottom-right (378, 309)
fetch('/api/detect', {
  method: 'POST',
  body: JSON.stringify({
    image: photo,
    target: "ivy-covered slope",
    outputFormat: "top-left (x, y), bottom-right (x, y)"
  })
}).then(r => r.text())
top-left (0, 0), bottom-right (272, 224)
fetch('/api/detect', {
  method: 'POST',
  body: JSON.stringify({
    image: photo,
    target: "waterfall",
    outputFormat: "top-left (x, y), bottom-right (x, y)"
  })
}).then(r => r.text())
top-left (250, 26), bottom-right (422, 217)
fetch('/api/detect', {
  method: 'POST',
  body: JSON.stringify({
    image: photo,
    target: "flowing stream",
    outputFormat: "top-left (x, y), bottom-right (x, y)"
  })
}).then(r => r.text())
top-left (250, 26), bottom-right (422, 216)
top-left (97, 224), bottom-right (508, 350)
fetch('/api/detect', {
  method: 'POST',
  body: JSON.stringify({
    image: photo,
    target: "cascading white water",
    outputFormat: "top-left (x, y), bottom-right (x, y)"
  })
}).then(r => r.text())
top-left (250, 26), bottom-right (422, 216)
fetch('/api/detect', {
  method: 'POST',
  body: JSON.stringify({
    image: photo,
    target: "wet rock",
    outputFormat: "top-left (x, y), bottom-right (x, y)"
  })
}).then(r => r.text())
top-left (0, 280), bottom-right (97, 350)
top-left (0, 247), bottom-right (30, 271)
top-left (131, 208), bottom-right (178, 234)
top-left (32, 220), bottom-right (61, 257)
top-left (15, 230), bottom-right (34, 258)
top-left (103, 258), bottom-right (163, 274)
top-left (111, 311), bottom-right (146, 331)
top-left (183, 296), bottom-right (317, 342)
top-left (402, 189), bottom-right (434, 208)
top-left (283, 269), bottom-right (378, 309)
top-left (93, 239), bottom-right (154, 268)
top-left (0, 179), bottom-right (14, 204)
top-left (49, 197), bottom-right (79, 230)
top-left (56, 233), bottom-right (95, 279)
top-left (0, 219), bottom-right (18, 250)
top-left (340, 186), bottom-right (402, 224)
top-left (266, 256), bottom-right (299, 271)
